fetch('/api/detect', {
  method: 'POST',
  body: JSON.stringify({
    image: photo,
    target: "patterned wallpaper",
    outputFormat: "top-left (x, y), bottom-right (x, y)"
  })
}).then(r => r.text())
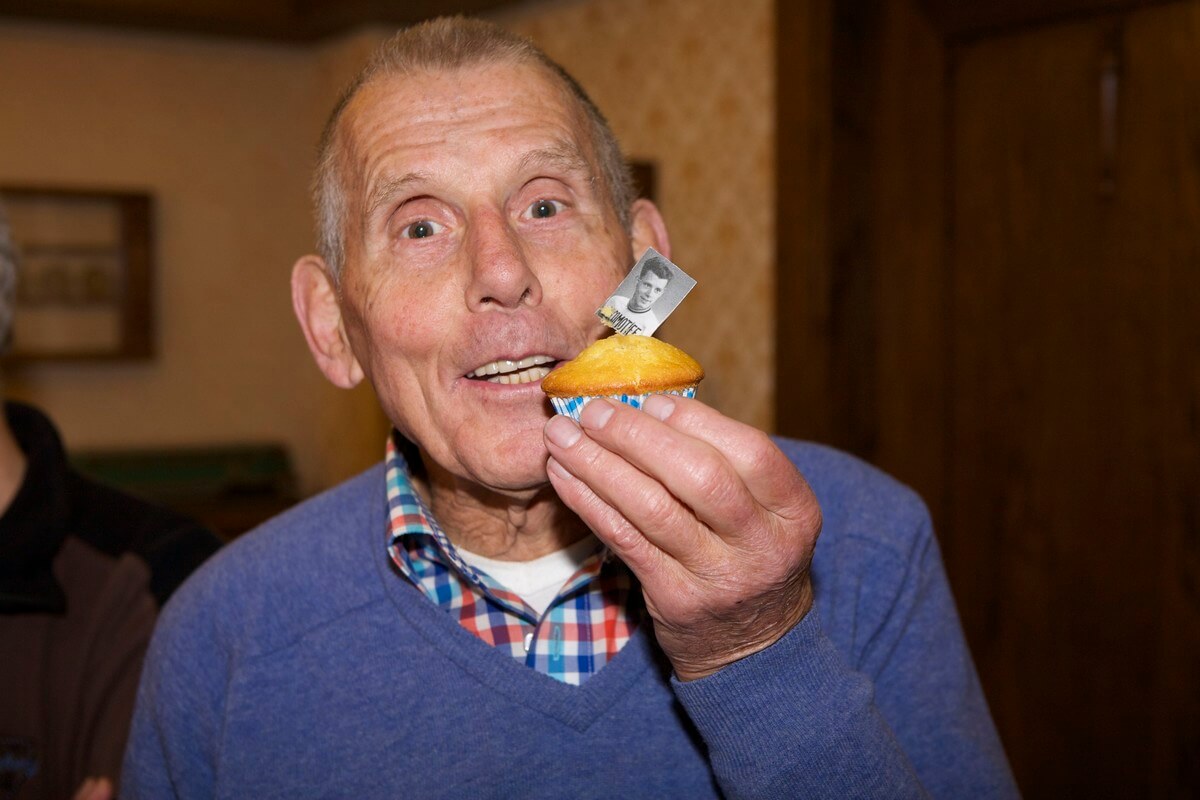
top-left (501, 0), bottom-right (776, 431)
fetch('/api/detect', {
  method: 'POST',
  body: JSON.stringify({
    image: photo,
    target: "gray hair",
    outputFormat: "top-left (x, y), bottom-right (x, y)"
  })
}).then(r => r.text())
top-left (0, 201), bottom-right (17, 353)
top-left (312, 16), bottom-right (635, 281)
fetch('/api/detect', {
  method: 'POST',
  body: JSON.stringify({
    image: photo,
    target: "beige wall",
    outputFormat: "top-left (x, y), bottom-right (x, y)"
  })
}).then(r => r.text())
top-left (0, 0), bottom-right (775, 497)
top-left (0, 21), bottom-right (391, 496)
top-left (503, 0), bottom-right (776, 430)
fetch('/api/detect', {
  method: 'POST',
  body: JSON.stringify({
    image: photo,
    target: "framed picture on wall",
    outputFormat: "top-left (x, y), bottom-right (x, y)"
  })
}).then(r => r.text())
top-left (0, 186), bottom-right (154, 361)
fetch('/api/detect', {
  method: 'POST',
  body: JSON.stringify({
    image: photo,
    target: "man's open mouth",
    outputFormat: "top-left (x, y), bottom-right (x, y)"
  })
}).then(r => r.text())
top-left (466, 355), bottom-right (557, 385)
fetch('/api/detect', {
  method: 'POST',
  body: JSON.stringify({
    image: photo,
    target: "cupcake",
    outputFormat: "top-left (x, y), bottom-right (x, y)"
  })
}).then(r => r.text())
top-left (541, 334), bottom-right (704, 421)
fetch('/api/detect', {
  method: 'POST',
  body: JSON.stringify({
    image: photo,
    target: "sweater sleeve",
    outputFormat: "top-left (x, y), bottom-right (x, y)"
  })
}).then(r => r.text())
top-left (671, 506), bottom-right (1019, 799)
top-left (671, 609), bottom-right (928, 799)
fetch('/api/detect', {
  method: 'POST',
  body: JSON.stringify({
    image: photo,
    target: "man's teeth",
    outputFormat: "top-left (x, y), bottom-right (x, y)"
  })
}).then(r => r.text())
top-left (468, 355), bottom-right (556, 385)
top-left (489, 366), bottom-right (552, 385)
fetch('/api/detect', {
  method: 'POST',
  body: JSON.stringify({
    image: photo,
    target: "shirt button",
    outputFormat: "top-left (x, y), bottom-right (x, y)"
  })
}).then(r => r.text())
top-left (523, 632), bottom-right (534, 652)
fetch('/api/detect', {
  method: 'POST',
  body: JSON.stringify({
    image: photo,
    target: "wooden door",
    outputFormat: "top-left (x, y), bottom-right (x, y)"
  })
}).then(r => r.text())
top-left (777, 1), bottom-right (1200, 796)
top-left (950, 6), bottom-right (1199, 795)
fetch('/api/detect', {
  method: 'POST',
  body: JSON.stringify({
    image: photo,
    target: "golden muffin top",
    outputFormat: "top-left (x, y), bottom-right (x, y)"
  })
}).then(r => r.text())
top-left (541, 334), bottom-right (704, 398)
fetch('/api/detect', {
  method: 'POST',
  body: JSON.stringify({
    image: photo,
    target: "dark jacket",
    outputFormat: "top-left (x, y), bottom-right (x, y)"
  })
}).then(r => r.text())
top-left (0, 402), bottom-right (221, 799)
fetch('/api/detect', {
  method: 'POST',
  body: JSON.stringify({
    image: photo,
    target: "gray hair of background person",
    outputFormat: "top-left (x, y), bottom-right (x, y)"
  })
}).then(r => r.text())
top-left (0, 202), bottom-right (17, 354)
top-left (312, 16), bottom-right (636, 283)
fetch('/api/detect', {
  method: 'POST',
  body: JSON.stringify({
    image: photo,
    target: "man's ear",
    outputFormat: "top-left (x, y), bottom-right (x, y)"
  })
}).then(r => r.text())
top-left (628, 198), bottom-right (671, 261)
top-left (291, 255), bottom-right (365, 389)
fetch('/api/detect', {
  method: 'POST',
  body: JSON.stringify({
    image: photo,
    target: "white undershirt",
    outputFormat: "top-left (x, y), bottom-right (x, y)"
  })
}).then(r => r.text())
top-left (456, 535), bottom-right (601, 618)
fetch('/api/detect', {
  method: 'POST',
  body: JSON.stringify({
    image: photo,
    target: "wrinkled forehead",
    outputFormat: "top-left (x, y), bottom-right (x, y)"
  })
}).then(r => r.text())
top-left (336, 61), bottom-right (594, 202)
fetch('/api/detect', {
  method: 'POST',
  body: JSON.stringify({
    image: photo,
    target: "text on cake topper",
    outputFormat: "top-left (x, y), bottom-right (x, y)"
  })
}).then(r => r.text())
top-left (595, 247), bottom-right (696, 336)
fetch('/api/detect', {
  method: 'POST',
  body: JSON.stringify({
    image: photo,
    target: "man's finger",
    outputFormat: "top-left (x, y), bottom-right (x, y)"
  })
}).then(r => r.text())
top-left (575, 398), bottom-right (775, 539)
top-left (72, 778), bottom-right (114, 800)
top-left (545, 455), bottom-right (678, 584)
top-left (638, 395), bottom-right (817, 520)
top-left (544, 415), bottom-right (717, 566)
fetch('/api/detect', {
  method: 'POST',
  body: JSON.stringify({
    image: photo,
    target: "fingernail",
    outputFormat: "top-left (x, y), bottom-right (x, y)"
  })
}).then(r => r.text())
top-left (545, 414), bottom-right (582, 448)
top-left (546, 457), bottom-right (573, 480)
top-left (580, 398), bottom-right (615, 430)
top-left (643, 394), bottom-right (676, 421)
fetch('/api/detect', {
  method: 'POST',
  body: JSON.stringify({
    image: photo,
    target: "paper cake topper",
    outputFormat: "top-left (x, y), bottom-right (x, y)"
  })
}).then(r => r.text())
top-left (595, 247), bottom-right (696, 336)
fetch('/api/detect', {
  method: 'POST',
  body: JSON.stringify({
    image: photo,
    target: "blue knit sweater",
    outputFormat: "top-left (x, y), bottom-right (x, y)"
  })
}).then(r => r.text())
top-left (123, 440), bottom-right (1018, 799)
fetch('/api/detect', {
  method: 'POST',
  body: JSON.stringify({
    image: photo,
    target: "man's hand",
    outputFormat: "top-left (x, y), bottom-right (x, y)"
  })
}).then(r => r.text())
top-left (543, 394), bottom-right (822, 681)
top-left (72, 777), bottom-right (114, 800)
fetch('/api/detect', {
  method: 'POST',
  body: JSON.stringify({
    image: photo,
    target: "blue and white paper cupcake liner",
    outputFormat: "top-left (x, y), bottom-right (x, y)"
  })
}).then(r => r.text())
top-left (550, 386), bottom-right (697, 421)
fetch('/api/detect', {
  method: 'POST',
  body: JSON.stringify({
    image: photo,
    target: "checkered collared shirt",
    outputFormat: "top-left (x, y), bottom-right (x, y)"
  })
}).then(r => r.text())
top-left (384, 435), bottom-right (641, 685)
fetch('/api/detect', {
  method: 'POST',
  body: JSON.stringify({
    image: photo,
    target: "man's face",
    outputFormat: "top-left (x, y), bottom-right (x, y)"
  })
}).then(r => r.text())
top-left (333, 63), bottom-right (652, 493)
top-left (629, 273), bottom-right (668, 312)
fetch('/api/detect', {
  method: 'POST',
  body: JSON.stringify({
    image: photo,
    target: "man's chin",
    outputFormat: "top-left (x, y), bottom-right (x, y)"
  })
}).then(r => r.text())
top-left (461, 434), bottom-right (556, 495)
top-left (474, 453), bottom-right (555, 495)
top-left (421, 405), bottom-right (559, 495)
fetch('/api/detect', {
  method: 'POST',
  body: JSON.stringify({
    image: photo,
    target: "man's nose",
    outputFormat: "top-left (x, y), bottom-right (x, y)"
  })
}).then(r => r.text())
top-left (465, 210), bottom-right (543, 311)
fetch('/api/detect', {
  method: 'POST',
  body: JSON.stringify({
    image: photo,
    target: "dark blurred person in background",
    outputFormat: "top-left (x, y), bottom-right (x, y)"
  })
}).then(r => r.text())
top-left (0, 202), bottom-right (221, 800)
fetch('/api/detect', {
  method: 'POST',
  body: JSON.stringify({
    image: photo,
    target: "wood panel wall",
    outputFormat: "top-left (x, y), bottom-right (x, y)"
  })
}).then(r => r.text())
top-left (776, 1), bottom-right (1200, 796)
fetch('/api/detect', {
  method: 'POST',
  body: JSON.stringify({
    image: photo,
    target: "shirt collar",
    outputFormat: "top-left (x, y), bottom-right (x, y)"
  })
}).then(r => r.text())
top-left (385, 433), bottom-right (485, 581)
top-left (384, 432), bottom-right (611, 616)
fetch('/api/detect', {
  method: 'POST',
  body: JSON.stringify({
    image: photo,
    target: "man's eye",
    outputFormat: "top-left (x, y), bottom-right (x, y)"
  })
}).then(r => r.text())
top-left (402, 220), bottom-right (444, 239)
top-left (526, 199), bottom-right (563, 219)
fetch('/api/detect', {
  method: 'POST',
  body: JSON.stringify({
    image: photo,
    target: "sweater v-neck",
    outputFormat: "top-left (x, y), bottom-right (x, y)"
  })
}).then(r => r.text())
top-left (366, 470), bottom-right (661, 732)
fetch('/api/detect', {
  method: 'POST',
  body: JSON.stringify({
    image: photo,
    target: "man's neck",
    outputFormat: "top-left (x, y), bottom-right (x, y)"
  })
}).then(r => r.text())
top-left (414, 457), bottom-right (589, 562)
top-left (0, 413), bottom-right (28, 515)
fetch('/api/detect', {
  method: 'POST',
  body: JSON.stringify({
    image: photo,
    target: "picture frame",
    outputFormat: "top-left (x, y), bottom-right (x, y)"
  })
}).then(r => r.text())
top-left (0, 186), bottom-right (154, 361)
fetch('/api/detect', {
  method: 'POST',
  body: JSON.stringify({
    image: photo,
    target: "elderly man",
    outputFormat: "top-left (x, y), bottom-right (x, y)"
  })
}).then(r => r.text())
top-left (123, 17), bottom-right (1017, 799)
